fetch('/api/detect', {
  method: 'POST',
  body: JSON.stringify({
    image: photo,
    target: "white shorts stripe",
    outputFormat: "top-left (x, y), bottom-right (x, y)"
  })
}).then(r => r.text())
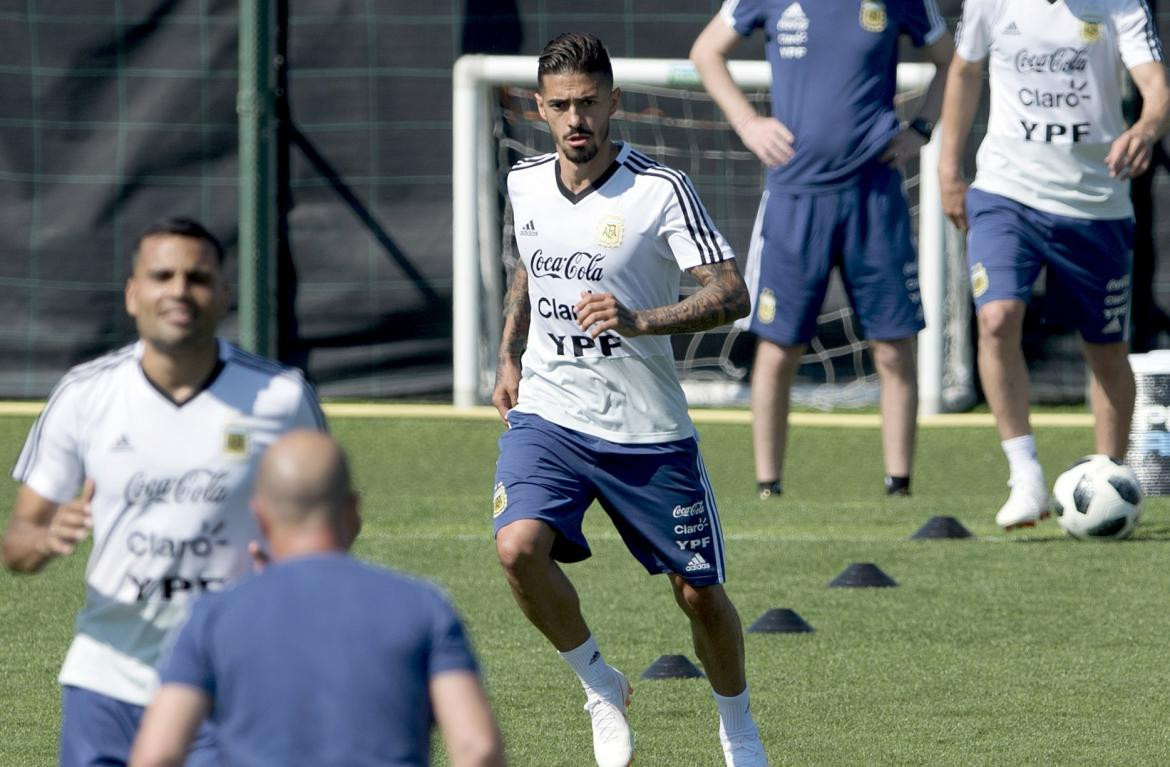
top-left (694, 449), bottom-right (726, 583)
top-left (734, 188), bottom-right (769, 331)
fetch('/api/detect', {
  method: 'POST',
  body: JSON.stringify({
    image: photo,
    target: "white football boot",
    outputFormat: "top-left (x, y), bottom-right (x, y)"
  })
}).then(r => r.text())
top-left (584, 667), bottom-right (634, 767)
top-left (719, 719), bottom-right (769, 766)
top-left (995, 472), bottom-right (1050, 530)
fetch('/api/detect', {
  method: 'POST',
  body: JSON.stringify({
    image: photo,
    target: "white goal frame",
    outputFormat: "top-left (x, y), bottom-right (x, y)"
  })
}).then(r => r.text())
top-left (452, 54), bottom-right (955, 414)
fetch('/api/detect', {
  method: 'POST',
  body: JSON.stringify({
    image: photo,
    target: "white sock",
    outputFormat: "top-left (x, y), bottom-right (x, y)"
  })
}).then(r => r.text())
top-left (559, 635), bottom-right (611, 691)
top-left (1002, 435), bottom-right (1043, 484)
top-left (714, 687), bottom-right (756, 735)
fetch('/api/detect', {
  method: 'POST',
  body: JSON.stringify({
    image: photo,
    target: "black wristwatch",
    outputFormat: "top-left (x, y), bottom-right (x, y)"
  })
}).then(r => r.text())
top-left (908, 117), bottom-right (935, 140)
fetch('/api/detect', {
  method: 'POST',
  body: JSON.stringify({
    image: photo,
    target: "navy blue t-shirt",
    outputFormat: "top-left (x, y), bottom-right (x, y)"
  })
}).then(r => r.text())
top-left (724, 0), bottom-right (945, 191)
top-left (160, 554), bottom-right (479, 767)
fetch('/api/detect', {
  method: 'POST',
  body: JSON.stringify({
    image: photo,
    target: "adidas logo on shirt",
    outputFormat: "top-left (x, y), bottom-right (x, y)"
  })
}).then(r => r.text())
top-left (685, 552), bottom-right (711, 572)
top-left (777, 2), bottom-right (809, 58)
top-left (1003, 21), bottom-right (1021, 35)
top-left (112, 435), bottom-right (133, 452)
top-left (779, 2), bottom-right (807, 25)
top-left (519, 220), bottom-right (538, 236)
top-left (778, 2), bottom-right (808, 30)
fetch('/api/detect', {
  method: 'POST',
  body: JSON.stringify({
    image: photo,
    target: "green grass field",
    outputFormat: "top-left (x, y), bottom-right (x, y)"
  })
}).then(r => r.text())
top-left (3, 413), bottom-right (1170, 766)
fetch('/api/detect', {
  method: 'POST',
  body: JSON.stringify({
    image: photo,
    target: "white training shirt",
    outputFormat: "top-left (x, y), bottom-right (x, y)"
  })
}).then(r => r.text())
top-left (12, 339), bottom-right (326, 705)
top-left (507, 141), bottom-right (736, 443)
top-left (956, 0), bottom-right (1163, 219)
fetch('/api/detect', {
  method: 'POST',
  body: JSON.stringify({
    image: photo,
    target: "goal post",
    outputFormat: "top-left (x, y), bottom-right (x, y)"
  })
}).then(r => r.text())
top-left (451, 54), bottom-right (970, 414)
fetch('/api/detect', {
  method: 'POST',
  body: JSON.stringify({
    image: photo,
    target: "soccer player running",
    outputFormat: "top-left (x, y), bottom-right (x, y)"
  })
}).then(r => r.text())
top-left (130, 431), bottom-right (505, 767)
top-left (691, 0), bottom-right (953, 499)
top-left (491, 33), bottom-right (767, 767)
top-left (1, 218), bottom-right (326, 766)
top-left (939, 0), bottom-right (1170, 530)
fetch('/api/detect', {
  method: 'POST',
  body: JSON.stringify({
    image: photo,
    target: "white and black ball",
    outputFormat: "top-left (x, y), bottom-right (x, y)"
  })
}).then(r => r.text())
top-left (1052, 455), bottom-right (1144, 541)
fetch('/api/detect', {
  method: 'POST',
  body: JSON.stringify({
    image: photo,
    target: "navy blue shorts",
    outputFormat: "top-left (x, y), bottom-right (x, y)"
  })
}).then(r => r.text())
top-left (747, 163), bottom-right (924, 345)
top-left (965, 188), bottom-right (1134, 343)
top-left (493, 412), bottom-right (726, 586)
top-left (60, 685), bottom-right (217, 767)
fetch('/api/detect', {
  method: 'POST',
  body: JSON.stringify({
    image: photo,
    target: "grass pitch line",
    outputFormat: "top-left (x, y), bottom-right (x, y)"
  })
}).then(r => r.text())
top-left (0, 400), bottom-right (1094, 427)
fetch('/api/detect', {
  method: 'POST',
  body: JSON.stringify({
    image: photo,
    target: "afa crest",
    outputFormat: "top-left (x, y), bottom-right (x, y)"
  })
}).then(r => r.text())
top-left (1081, 21), bottom-right (1101, 44)
top-left (597, 215), bottom-right (624, 248)
top-left (860, 1), bottom-right (887, 33)
top-left (757, 288), bottom-right (777, 325)
top-left (493, 482), bottom-right (508, 518)
top-left (224, 426), bottom-right (249, 459)
top-left (970, 263), bottom-right (989, 299)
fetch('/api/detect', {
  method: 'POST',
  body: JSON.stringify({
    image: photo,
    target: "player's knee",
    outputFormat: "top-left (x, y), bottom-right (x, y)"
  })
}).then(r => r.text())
top-left (494, 524), bottom-right (545, 576)
top-left (871, 340), bottom-right (915, 379)
top-left (753, 340), bottom-right (802, 378)
top-left (672, 578), bottom-right (727, 620)
top-left (1085, 344), bottom-right (1134, 384)
top-left (977, 302), bottom-right (1024, 345)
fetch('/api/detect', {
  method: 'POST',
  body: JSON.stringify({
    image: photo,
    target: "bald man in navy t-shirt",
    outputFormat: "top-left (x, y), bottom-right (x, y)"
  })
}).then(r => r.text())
top-left (130, 432), bottom-right (504, 767)
top-left (692, 1), bottom-right (954, 500)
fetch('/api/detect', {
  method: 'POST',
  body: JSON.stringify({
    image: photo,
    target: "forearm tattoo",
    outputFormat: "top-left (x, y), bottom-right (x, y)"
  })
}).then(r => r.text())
top-left (637, 261), bottom-right (750, 335)
top-left (499, 263), bottom-right (531, 359)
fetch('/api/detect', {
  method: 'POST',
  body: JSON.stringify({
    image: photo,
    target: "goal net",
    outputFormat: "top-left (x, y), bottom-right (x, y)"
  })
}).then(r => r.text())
top-left (452, 55), bottom-right (976, 413)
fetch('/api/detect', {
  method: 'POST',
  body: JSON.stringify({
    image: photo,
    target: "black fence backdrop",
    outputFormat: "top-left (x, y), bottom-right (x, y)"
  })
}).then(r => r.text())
top-left (1, 1), bottom-right (1169, 398)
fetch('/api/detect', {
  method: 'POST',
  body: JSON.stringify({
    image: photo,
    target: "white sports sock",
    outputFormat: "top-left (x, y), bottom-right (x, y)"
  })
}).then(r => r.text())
top-left (559, 635), bottom-right (611, 691)
top-left (1002, 434), bottom-right (1043, 483)
top-left (713, 687), bottom-right (755, 735)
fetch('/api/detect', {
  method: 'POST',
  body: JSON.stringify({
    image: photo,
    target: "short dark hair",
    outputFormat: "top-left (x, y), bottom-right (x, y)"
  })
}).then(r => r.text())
top-left (133, 217), bottom-right (225, 265)
top-left (538, 33), bottom-right (613, 90)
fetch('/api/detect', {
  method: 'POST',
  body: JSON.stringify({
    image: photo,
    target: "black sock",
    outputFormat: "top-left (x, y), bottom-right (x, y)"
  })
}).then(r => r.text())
top-left (884, 475), bottom-right (911, 496)
top-left (757, 480), bottom-right (782, 499)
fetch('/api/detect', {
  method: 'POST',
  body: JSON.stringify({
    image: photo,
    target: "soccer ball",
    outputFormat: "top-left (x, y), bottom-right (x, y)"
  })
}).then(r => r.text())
top-left (1052, 455), bottom-right (1144, 541)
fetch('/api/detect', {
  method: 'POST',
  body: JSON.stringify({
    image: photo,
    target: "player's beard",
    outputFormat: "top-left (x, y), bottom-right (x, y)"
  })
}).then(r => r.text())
top-left (561, 122), bottom-right (608, 164)
top-left (563, 141), bottom-right (597, 164)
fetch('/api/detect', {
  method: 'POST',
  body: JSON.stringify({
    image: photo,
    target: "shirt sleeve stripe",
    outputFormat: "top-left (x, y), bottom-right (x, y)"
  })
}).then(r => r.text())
top-left (1137, 0), bottom-right (1164, 61)
top-left (627, 161), bottom-right (716, 264)
top-left (11, 385), bottom-right (68, 480)
top-left (625, 151), bottom-right (725, 264)
top-left (13, 347), bottom-right (134, 481)
top-left (623, 154), bottom-right (710, 263)
top-left (719, 0), bottom-right (741, 28)
top-left (921, 0), bottom-right (947, 44)
top-left (228, 346), bottom-right (287, 375)
top-left (678, 173), bottom-right (728, 263)
top-left (511, 154), bottom-right (557, 171)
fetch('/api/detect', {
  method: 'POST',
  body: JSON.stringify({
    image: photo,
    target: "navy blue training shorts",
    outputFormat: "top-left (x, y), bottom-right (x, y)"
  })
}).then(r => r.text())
top-left (747, 162), bottom-right (924, 345)
top-left (966, 187), bottom-right (1134, 343)
top-left (60, 684), bottom-right (218, 767)
top-left (493, 411), bottom-right (726, 586)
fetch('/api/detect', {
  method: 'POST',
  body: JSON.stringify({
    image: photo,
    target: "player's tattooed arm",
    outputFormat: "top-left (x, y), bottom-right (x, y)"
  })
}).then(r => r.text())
top-left (492, 263), bottom-right (530, 421)
top-left (575, 259), bottom-right (749, 338)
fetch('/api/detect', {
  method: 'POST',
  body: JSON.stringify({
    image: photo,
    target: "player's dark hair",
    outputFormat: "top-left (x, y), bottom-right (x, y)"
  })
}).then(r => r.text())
top-left (538, 33), bottom-right (613, 90)
top-left (133, 217), bottom-right (225, 266)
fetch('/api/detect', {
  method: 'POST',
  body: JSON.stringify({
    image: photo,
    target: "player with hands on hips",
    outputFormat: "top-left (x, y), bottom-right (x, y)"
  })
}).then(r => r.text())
top-left (691, 0), bottom-right (954, 500)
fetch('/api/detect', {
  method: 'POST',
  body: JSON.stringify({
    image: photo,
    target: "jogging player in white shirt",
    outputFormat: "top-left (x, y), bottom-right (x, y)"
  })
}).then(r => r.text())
top-left (939, 0), bottom-right (1170, 530)
top-left (490, 33), bottom-right (766, 767)
top-left (1, 218), bottom-right (327, 766)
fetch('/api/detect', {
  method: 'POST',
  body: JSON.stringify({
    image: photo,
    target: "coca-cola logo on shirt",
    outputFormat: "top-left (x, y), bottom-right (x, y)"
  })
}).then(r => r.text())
top-left (1014, 47), bottom-right (1088, 74)
top-left (123, 470), bottom-right (231, 505)
top-left (530, 250), bottom-right (605, 281)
